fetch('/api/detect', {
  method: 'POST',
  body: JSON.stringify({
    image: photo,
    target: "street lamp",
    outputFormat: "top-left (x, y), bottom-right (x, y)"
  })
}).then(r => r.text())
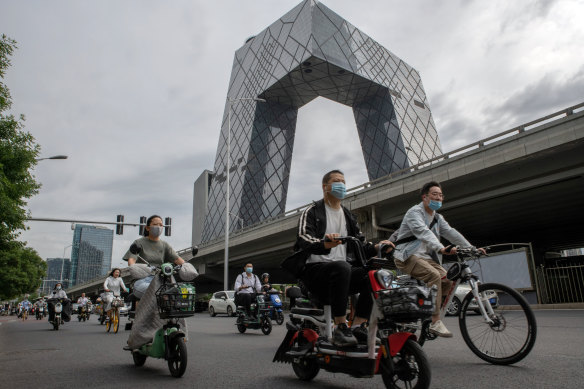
top-left (36, 155), bottom-right (68, 161)
top-left (61, 244), bottom-right (73, 287)
top-left (224, 96), bottom-right (266, 290)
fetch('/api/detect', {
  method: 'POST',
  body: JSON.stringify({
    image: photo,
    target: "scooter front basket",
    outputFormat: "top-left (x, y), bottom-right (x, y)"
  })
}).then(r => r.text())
top-left (377, 283), bottom-right (436, 322)
top-left (155, 283), bottom-right (196, 319)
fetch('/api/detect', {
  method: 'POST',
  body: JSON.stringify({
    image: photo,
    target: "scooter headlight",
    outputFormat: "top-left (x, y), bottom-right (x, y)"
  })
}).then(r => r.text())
top-left (161, 263), bottom-right (174, 276)
top-left (375, 270), bottom-right (394, 289)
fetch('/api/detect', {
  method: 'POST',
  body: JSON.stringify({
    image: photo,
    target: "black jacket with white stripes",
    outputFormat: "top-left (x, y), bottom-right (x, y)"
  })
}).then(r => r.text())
top-left (294, 199), bottom-right (377, 263)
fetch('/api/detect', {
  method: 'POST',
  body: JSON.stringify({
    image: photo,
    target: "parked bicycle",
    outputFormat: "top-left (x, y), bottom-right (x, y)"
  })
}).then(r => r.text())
top-left (398, 246), bottom-right (537, 365)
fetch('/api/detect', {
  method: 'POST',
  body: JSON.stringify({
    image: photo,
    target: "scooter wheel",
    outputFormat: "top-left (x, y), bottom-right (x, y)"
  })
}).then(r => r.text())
top-left (132, 351), bottom-right (147, 367)
top-left (276, 311), bottom-right (284, 325)
top-left (168, 338), bottom-right (188, 378)
top-left (381, 338), bottom-right (430, 389)
top-left (261, 317), bottom-right (272, 335)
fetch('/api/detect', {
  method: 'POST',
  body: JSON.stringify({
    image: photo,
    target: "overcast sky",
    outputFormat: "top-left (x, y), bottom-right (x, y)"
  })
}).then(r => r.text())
top-left (2, 0), bottom-right (583, 269)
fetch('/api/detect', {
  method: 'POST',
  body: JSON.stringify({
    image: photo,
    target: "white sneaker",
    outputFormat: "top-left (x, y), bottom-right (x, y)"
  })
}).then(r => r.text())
top-left (429, 320), bottom-right (453, 338)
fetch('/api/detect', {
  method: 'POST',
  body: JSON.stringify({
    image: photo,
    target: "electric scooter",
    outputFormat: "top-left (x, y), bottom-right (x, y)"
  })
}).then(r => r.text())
top-left (235, 294), bottom-right (273, 335)
top-left (48, 298), bottom-right (67, 330)
top-left (127, 243), bottom-right (199, 378)
top-left (273, 236), bottom-right (434, 388)
top-left (265, 290), bottom-right (284, 325)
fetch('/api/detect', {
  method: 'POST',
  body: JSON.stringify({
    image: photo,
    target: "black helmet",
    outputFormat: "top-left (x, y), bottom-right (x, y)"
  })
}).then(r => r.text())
top-left (261, 273), bottom-right (269, 280)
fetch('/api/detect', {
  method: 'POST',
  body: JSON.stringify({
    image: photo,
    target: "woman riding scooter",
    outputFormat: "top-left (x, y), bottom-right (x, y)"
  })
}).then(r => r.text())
top-left (123, 215), bottom-right (198, 350)
top-left (47, 283), bottom-right (71, 325)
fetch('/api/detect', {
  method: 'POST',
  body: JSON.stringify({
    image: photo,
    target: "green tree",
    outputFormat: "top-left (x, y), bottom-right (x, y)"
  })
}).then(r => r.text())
top-left (0, 35), bottom-right (44, 299)
top-left (0, 34), bottom-right (41, 245)
top-left (0, 242), bottom-right (46, 300)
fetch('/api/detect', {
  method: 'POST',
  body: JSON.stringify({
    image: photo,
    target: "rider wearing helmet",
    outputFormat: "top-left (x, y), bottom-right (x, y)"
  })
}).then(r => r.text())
top-left (260, 273), bottom-right (271, 294)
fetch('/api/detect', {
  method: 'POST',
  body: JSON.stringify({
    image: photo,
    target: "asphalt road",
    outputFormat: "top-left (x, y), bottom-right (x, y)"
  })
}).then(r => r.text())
top-left (1, 310), bottom-right (583, 388)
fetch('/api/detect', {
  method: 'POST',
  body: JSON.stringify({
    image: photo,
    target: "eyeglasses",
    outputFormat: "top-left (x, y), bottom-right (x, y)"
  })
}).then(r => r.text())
top-left (429, 192), bottom-right (445, 199)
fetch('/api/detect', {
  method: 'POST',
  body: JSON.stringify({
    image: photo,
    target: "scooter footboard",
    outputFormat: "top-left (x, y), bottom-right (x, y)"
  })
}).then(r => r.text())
top-left (316, 355), bottom-right (376, 378)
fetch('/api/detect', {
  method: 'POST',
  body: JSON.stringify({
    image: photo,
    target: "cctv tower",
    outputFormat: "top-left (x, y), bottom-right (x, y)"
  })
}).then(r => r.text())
top-left (200, 0), bottom-right (442, 242)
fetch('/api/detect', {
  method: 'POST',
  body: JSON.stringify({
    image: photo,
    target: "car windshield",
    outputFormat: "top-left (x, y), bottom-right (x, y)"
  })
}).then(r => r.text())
top-left (227, 291), bottom-right (235, 299)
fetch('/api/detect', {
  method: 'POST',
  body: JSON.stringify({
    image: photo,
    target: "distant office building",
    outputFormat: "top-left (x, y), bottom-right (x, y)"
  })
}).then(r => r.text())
top-left (43, 257), bottom-right (71, 294)
top-left (200, 0), bottom-right (442, 242)
top-left (70, 224), bottom-right (113, 286)
top-left (193, 170), bottom-right (214, 246)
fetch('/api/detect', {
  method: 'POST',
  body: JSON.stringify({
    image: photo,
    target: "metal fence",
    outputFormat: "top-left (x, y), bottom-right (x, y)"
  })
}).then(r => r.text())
top-left (535, 264), bottom-right (584, 304)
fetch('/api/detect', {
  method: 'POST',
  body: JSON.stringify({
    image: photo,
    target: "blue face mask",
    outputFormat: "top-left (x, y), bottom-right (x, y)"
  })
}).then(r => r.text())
top-left (428, 200), bottom-right (442, 211)
top-left (330, 182), bottom-right (346, 200)
top-left (245, 267), bottom-right (253, 274)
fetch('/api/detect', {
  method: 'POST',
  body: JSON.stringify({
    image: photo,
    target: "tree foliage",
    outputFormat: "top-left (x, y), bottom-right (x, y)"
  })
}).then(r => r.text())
top-left (0, 34), bottom-right (41, 245)
top-left (0, 35), bottom-right (45, 299)
top-left (0, 241), bottom-right (46, 300)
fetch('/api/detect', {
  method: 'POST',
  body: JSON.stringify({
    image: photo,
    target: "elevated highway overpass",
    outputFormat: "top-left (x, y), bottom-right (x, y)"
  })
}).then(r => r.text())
top-left (69, 102), bottom-right (584, 298)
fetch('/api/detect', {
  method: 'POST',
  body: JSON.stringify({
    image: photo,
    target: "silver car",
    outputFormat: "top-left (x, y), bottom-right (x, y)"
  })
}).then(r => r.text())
top-left (446, 284), bottom-right (499, 316)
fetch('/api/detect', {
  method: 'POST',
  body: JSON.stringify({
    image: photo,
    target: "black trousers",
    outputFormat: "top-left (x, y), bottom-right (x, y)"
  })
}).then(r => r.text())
top-left (235, 293), bottom-right (256, 315)
top-left (301, 261), bottom-right (372, 319)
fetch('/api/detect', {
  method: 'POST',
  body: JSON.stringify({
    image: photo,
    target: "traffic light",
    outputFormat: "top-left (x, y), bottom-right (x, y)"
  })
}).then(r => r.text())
top-left (164, 217), bottom-right (172, 236)
top-left (116, 215), bottom-right (124, 235)
top-left (139, 216), bottom-right (147, 236)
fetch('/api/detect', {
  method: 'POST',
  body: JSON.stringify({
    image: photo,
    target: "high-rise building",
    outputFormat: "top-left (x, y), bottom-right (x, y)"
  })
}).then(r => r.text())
top-left (200, 0), bottom-right (442, 243)
top-left (70, 224), bottom-right (113, 286)
top-left (43, 257), bottom-right (71, 294)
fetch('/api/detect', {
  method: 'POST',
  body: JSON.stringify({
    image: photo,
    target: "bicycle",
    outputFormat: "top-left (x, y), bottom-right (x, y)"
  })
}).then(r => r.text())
top-left (398, 246), bottom-right (537, 365)
top-left (105, 296), bottom-right (124, 333)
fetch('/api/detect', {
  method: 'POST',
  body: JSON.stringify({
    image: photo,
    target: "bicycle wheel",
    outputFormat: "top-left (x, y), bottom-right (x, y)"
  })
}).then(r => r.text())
top-left (106, 312), bottom-right (112, 332)
top-left (168, 338), bottom-right (188, 378)
top-left (459, 282), bottom-right (537, 365)
top-left (113, 310), bottom-right (119, 333)
top-left (380, 338), bottom-right (431, 389)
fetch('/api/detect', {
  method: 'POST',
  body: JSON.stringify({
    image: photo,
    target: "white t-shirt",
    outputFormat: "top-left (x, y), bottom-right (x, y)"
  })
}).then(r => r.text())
top-left (307, 204), bottom-right (348, 264)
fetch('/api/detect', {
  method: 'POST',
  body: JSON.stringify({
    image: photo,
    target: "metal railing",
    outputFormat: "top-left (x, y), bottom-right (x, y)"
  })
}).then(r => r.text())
top-left (535, 264), bottom-right (584, 304)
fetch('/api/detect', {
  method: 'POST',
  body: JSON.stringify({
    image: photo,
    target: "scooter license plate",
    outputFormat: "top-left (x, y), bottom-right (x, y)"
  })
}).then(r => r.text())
top-left (489, 298), bottom-right (496, 304)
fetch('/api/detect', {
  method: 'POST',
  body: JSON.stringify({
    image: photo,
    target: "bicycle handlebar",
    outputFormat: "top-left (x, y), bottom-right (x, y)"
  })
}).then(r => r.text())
top-left (453, 246), bottom-right (488, 259)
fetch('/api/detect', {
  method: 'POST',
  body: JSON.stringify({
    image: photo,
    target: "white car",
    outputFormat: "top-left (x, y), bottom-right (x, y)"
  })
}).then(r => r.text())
top-left (446, 283), bottom-right (499, 316)
top-left (208, 291), bottom-right (236, 317)
top-left (119, 304), bottom-right (129, 317)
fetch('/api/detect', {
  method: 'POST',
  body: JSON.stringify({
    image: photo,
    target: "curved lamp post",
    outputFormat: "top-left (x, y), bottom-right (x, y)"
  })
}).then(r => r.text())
top-left (36, 155), bottom-right (68, 161)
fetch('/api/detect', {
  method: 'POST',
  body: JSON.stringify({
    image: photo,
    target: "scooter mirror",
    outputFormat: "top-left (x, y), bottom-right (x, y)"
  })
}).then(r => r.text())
top-left (129, 243), bottom-right (143, 255)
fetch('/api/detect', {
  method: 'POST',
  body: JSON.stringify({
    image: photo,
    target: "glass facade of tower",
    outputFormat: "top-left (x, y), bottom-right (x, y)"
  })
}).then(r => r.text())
top-left (70, 224), bottom-right (113, 286)
top-left (201, 0), bottom-right (442, 242)
top-left (43, 257), bottom-right (71, 294)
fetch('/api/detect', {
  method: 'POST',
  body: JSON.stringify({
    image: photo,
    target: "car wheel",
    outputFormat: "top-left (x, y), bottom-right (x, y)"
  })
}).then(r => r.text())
top-left (209, 306), bottom-right (216, 317)
top-left (446, 297), bottom-right (461, 316)
top-left (226, 305), bottom-right (233, 317)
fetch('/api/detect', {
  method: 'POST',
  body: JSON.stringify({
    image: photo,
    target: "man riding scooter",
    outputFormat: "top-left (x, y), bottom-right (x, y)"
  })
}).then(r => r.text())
top-left (234, 263), bottom-right (262, 319)
top-left (294, 170), bottom-right (393, 346)
top-left (260, 273), bottom-right (284, 325)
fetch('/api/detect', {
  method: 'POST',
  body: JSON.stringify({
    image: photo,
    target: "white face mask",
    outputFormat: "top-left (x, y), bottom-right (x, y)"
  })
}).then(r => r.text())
top-left (56, 286), bottom-right (62, 290)
top-left (149, 226), bottom-right (163, 238)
